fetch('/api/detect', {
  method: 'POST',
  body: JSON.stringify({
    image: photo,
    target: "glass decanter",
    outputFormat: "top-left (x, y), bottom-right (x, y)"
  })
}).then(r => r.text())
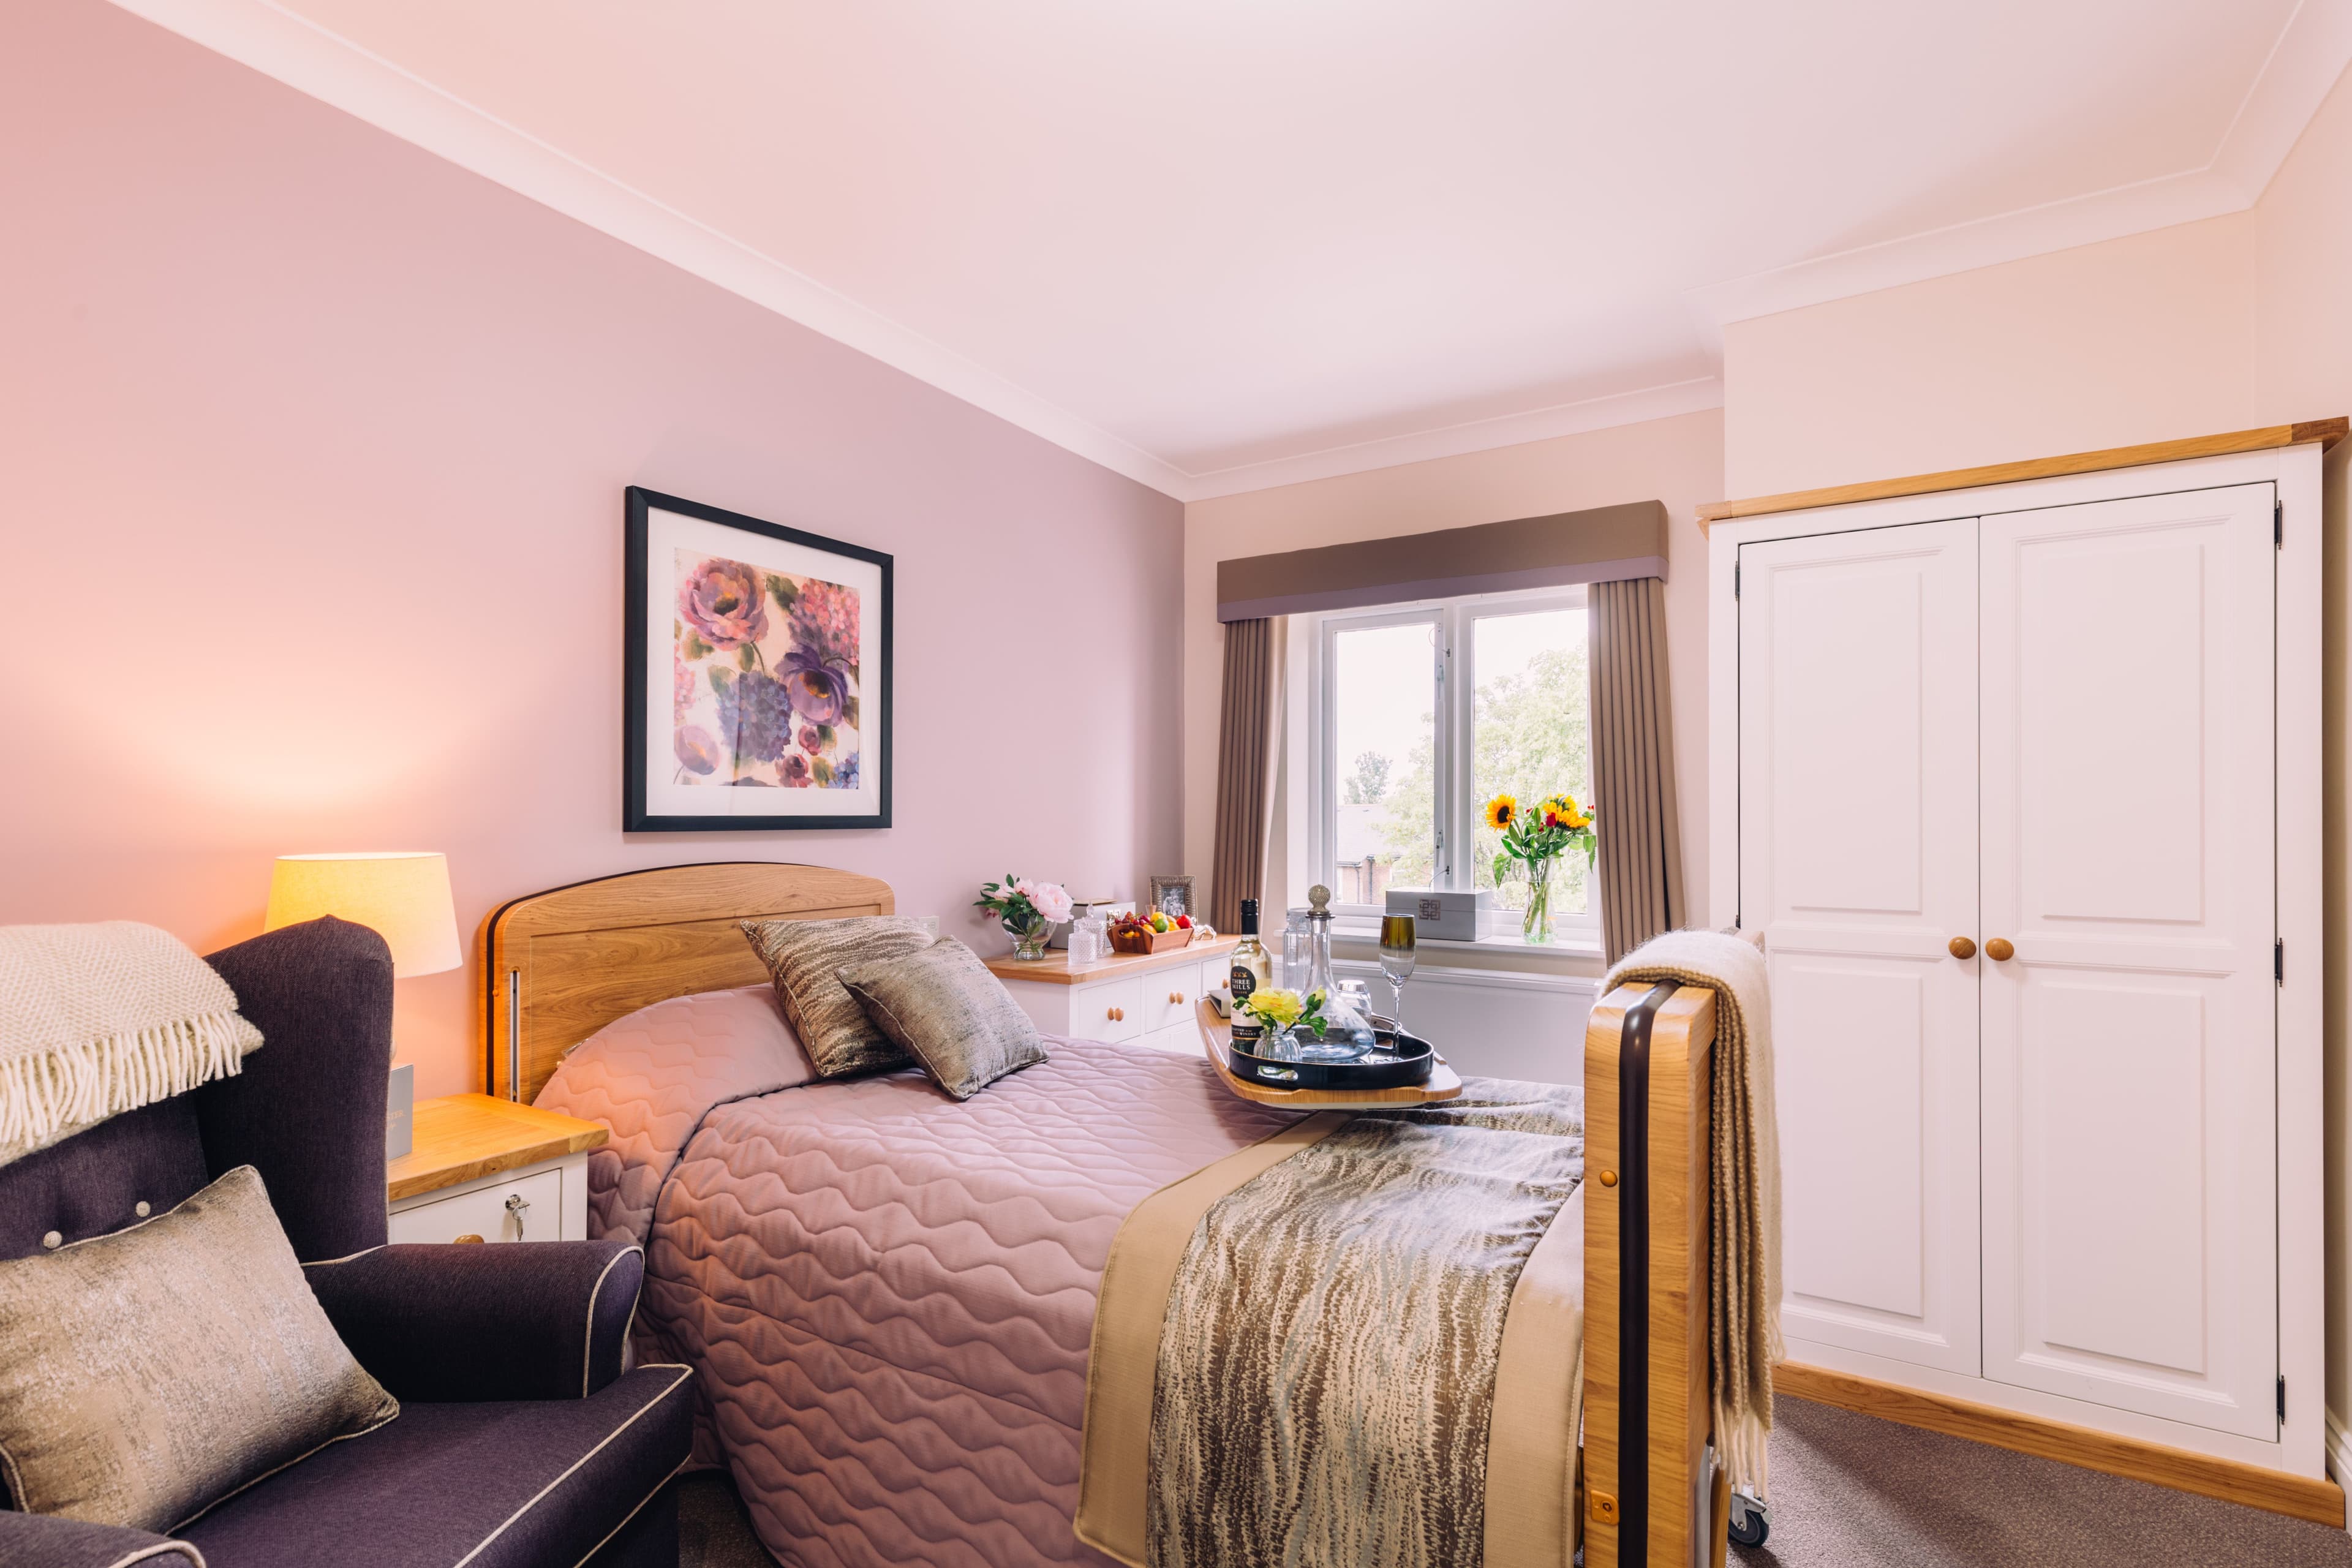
top-left (1297, 886), bottom-right (1372, 1063)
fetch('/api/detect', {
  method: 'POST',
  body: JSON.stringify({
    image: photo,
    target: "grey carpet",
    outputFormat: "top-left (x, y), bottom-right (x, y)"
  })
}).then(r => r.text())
top-left (1741, 1396), bottom-right (2352, 1567)
top-left (676, 1396), bottom-right (2352, 1567)
top-left (677, 1471), bottom-right (776, 1568)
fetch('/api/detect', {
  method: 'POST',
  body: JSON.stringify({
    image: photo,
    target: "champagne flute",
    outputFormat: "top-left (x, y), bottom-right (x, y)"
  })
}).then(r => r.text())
top-left (1378, 914), bottom-right (1417, 1033)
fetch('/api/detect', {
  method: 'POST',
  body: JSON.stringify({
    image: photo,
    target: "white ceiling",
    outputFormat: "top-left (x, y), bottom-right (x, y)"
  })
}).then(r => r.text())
top-left (115, 1), bottom-right (2352, 499)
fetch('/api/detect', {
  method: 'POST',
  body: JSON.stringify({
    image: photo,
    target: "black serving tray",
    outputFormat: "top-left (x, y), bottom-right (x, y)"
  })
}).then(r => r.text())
top-left (1226, 1018), bottom-right (1438, 1092)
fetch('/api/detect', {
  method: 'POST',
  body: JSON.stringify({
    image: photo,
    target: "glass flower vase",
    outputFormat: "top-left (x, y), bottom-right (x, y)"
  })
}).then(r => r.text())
top-left (1006, 914), bottom-right (1052, 961)
top-left (1521, 857), bottom-right (1556, 944)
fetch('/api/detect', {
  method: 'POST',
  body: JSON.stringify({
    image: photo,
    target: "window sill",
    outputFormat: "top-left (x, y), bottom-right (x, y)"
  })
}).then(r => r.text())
top-left (1327, 923), bottom-right (1604, 969)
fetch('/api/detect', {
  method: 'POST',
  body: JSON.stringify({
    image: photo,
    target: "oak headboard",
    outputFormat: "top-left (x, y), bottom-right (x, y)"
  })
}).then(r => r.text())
top-left (477, 862), bottom-right (895, 1102)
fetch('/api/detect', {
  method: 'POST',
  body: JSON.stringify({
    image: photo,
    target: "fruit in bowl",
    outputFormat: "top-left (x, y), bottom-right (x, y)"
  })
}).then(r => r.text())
top-left (1111, 910), bottom-right (1195, 954)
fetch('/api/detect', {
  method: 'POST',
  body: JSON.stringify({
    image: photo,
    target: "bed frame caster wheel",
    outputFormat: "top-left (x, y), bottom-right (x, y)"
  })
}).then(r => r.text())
top-left (1727, 1494), bottom-right (1768, 1549)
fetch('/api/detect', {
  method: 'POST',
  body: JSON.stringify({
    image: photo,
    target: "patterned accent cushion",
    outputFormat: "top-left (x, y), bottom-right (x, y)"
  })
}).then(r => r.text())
top-left (838, 938), bottom-right (1048, 1100)
top-left (0, 1164), bottom-right (398, 1531)
top-left (740, 916), bottom-right (938, 1079)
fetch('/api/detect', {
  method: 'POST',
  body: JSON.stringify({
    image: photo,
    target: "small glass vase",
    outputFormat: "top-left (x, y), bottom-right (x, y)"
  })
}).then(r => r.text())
top-left (1005, 915), bottom-right (1053, 961)
top-left (1521, 857), bottom-right (1556, 945)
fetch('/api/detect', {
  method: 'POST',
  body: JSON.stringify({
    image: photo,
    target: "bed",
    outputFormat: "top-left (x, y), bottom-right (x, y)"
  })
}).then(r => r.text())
top-left (484, 864), bottom-right (1725, 1568)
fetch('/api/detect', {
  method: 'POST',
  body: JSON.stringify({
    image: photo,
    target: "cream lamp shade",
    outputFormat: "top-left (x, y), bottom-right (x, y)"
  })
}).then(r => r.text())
top-left (265, 853), bottom-right (462, 978)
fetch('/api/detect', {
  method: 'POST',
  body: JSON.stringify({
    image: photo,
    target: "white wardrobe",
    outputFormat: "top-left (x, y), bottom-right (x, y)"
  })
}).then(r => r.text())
top-left (1706, 435), bottom-right (2326, 1485)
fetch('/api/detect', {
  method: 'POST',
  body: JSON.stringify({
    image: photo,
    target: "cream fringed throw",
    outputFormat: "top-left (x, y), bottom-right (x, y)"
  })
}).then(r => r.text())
top-left (0, 922), bottom-right (263, 1166)
top-left (1605, 929), bottom-right (1782, 1499)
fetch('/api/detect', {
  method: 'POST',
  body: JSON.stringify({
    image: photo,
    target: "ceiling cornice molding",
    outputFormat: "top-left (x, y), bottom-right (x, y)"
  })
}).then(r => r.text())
top-left (1684, 0), bottom-right (2352, 335)
top-left (104, 0), bottom-right (2352, 503)
top-left (1177, 377), bottom-right (1725, 502)
top-left (105, 0), bottom-right (1197, 498)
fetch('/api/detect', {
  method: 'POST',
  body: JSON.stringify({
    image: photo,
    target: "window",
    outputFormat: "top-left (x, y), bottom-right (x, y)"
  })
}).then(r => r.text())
top-left (1310, 589), bottom-right (1596, 940)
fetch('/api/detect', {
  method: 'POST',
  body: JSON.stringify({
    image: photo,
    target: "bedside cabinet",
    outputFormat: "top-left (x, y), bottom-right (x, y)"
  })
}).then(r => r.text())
top-left (986, 937), bottom-right (1239, 1055)
top-left (386, 1093), bottom-right (609, 1244)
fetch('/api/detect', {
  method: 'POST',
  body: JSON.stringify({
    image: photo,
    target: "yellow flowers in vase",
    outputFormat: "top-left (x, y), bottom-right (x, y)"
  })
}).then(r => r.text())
top-left (1486, 792), bottom-right (1597, 945)
top-left (1235, 987), bottom-right (1327, 1060)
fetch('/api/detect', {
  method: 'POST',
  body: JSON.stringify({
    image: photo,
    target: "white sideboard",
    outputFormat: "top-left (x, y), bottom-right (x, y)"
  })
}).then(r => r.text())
top-left (987, 937), bottom-right (1239, 1055)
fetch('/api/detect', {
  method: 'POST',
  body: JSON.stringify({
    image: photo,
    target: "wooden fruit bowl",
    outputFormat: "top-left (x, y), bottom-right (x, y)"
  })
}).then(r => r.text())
top-left (1110, 925), bottom-right (1195, 956)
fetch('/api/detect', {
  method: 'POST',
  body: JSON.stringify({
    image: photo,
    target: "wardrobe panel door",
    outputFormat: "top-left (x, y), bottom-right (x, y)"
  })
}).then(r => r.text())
top-left (1980, 483), bottom-right (2277, 1441)
top-left (1738, 519), bottom-right (1981, 1375)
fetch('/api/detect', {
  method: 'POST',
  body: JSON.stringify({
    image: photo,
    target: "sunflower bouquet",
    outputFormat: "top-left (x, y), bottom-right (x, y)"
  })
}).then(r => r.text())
top-left (1485, 792), bottom-right (1596, 944)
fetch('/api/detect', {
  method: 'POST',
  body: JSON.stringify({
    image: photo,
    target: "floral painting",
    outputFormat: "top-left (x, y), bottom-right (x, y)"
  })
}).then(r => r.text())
top-left (670, 549), bottom-right (863, 790)
top-left (625, 487), bottom-right (891, 832)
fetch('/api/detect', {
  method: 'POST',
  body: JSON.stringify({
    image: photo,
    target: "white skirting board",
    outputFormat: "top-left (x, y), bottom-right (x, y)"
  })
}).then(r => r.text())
top-left (1331, 957), bottom-right (1597, 1085)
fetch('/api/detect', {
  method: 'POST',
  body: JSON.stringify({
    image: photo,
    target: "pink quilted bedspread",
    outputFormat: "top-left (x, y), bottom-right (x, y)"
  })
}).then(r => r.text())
top-left (540, 995), bottom-right (1297, 1567)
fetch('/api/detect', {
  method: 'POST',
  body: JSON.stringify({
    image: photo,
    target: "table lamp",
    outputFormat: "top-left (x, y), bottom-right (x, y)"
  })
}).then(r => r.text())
top-left (266, 852), bottom-right (461, 1158)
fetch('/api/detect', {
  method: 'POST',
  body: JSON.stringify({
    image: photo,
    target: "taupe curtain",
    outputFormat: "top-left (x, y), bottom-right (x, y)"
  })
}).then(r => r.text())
top-left (1590, 577), bottom-right (1684, 963)
top-left (1209, 618), bottom-right (1281, 934)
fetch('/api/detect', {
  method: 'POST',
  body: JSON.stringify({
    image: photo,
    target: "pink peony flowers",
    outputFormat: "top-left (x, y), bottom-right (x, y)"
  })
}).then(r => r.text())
top-left (1016, 880), bottom-right (1076, 924)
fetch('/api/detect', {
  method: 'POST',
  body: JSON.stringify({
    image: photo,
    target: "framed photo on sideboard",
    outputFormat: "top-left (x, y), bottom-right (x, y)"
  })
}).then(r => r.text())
top-left (1148, 874), bottom-right (1196, 920)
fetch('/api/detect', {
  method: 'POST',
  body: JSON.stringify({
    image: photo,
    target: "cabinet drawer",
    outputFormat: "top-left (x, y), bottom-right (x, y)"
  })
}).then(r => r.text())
top-left (1144, 965), bottom-right (1204, 1035)
top-left (1071, 976), bottom-right (1144, 1043)
top-left (389, 1167), bottom-right (561, 1245)
top-left (1202, 956), bottom-right (1232, 997)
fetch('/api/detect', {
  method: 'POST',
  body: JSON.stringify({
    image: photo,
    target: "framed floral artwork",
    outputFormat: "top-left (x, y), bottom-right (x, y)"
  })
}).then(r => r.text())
top-left (624, 487), bottom-right (892, 831)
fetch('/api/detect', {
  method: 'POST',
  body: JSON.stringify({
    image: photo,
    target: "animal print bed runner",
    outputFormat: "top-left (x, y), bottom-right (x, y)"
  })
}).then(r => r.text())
top-left (1145, 1086), bottom-right (1585, 1568)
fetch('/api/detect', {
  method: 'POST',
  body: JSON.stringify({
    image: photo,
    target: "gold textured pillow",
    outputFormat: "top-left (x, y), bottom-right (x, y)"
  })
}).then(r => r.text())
top-left (0, 1164), bottom-right (397, 1531)
top-left (838, 938), bottom-right (1048, 1100)
top-left (741, 915), bottom-right (938, 1077)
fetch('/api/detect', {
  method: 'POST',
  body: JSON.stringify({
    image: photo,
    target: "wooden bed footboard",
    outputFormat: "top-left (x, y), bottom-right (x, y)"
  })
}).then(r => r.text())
top-left (1584, 981), bottom-right (1724, 1568)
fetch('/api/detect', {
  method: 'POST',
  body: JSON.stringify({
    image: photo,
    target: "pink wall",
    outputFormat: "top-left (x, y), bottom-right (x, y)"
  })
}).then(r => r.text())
top-left (1722, 213), bottom-right (2261, 497)
top-left (0, 0), bottom-right (1185, 1098)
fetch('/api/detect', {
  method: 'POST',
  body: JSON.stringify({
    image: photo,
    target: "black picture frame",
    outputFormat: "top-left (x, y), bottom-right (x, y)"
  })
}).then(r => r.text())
top-left (624, 486), bottom-right (893, 831)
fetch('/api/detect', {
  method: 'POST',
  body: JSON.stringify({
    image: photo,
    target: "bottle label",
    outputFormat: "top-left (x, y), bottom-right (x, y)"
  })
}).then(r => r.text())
top-left (1230, 962), bottom-right (1257, 1002)
top-left (1231, 1019), bottom-right (1264, 1054)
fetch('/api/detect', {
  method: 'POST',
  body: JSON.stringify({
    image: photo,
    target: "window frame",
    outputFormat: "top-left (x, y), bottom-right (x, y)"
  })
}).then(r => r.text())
top-left (1306, 586), bottom-right (1600, 943)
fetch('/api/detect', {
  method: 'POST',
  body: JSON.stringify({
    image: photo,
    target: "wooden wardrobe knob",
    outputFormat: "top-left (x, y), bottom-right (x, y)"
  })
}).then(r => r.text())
top-left (1985, 938), bottom-right (2015, 962)
top-left (1169, 991), bottom-right (1185, 1005)
top-left (1948, 937), bottom-right (1976, 960)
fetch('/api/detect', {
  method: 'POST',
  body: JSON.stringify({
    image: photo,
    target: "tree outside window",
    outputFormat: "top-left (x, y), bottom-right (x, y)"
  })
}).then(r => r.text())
top-left (1317, 594), bottom-right (1595, 933)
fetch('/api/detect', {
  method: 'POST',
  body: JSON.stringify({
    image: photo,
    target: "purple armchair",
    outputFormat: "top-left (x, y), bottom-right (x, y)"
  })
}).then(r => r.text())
top-left (0, 919), bottom-right (691, 1568)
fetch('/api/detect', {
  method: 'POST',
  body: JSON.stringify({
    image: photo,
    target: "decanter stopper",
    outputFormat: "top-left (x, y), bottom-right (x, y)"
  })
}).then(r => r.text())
top-left (1306, 884), bottom-right (1332, 918)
